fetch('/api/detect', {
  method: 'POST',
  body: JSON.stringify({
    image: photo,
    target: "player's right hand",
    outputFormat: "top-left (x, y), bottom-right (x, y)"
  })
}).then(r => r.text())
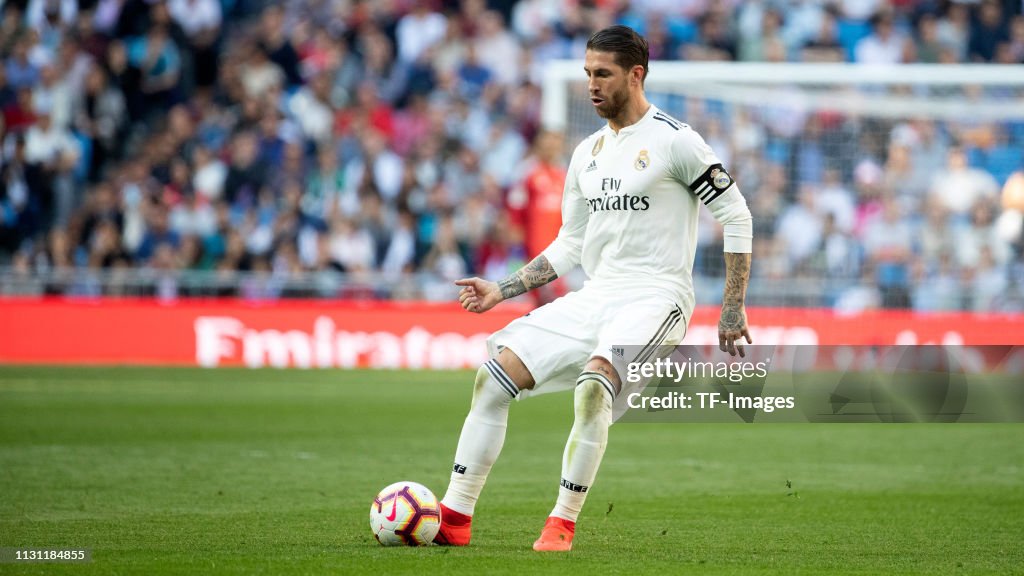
top-left (455, 277), bottom-right (502, 314)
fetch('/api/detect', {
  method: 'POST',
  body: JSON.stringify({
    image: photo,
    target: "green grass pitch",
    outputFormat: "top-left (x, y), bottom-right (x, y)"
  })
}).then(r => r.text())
top-left (1, 366), bottom-right (1022, 575)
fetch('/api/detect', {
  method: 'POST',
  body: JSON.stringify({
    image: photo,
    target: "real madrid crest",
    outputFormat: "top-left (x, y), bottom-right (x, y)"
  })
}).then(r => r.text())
top-left (634, 149), bottom-right (650, 171)
top-left (592, 135), bottom-right (604, 157)
top-left (711, 168), bottom-right (732, 189)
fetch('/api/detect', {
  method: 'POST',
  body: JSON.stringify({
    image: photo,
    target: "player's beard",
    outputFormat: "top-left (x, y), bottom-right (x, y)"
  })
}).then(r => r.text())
top-left (594, 84), bottom-right (630, 121)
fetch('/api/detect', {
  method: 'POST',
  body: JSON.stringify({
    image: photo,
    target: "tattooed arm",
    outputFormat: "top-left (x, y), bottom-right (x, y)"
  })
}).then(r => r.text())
top-left (455, 255), bottom-right (558, 314)
top-left (497, 255), bottom-right (558, 300)
top-left (719, 252), bottom-right (752, 357)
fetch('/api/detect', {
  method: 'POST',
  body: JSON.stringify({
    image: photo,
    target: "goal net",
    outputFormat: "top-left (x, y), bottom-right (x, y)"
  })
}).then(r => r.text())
top-left (542, 62), bottom-right (1024, 314)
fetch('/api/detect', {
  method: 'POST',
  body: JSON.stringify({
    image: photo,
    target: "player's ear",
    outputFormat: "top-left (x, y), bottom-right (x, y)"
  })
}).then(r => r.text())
top-left (630, 65), bottom-right (644, 87)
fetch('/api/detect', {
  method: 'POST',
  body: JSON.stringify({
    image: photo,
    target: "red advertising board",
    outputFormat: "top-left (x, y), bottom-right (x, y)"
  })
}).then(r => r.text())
top-left (0, 298), bottom-right (1022, 367)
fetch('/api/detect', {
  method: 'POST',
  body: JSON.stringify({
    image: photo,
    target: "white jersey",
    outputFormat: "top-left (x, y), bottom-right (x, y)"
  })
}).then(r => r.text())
top-left (542, 105), bottom-right (753, 316)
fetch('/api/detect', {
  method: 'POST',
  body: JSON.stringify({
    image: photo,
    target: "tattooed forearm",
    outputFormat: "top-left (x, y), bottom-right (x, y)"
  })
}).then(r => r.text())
top-left (497, 255), bottom-right (558, 300)
top-left (520, 255), bottom-right (558, 288)
top-left (720, 252), bottom-right (751, 330)
top-left (722, 252), bottom-right (750, 306)
top-left (498, 274), bottom-right (528, 300)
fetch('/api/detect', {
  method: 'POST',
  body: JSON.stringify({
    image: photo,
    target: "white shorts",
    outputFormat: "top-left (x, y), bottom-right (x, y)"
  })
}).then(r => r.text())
top-left (486, 285), bottom-right (688, 415)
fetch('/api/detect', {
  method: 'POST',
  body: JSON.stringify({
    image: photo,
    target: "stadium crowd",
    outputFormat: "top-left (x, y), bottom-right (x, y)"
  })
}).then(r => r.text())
top-left (0, 0), bottom-right (1022, 311)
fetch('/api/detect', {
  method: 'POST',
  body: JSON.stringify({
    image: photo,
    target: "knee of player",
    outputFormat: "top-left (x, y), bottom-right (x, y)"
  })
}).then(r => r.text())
top-left (471, 361), bottom-right (519, 409)
top-left (574, 378), bottom-right (613, 423)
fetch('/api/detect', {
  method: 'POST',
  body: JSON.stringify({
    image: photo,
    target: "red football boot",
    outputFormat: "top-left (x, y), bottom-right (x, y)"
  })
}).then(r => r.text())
top-left (433, 503), bottom-right (472, 546)
top-left (532, 516), bottom-right (576, 551)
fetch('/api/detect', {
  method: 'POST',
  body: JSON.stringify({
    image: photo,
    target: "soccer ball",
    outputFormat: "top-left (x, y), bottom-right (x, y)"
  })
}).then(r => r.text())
top-left (369, 481), bottom-right (441, 546)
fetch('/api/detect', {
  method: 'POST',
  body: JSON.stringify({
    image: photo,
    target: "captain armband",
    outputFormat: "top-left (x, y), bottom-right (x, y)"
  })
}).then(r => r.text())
top-left (690, 163), bottom-right (735, 205)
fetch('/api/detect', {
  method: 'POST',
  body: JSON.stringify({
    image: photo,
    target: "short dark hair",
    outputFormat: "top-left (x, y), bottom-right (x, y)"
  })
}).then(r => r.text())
top-left (586, 25), bottom-right (649, 82)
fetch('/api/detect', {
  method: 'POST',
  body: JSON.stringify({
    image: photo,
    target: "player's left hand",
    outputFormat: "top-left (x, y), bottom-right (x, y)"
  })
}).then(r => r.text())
top-left (718, 305), bottom-right (752, 357)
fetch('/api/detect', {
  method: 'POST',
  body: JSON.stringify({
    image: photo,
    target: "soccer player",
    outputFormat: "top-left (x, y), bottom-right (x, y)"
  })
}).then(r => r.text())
top-left (434, 25), bottom-right (753, 551)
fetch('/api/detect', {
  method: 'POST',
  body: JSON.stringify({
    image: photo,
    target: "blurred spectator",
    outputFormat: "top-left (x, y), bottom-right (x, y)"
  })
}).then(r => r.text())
top-left (127, 24), bottom-right (181, 118)
top-left (328, 215), bottom-right (374, 273)
top-left (5, 86), bottom-right (37, 133)
top-left (422, 212), bottom-right (469, 298)
top-left (0, 66), bottom-right (15, 110)
top-left (512, 0), bottom-right (560, 43)
top-left (336, 82), bottom-right (395, 144)
top-left (258, 5), bottom-right (301, 87)
top-left (0, 6), bottom-right (27, 56)
top-left (288, 70), bottom-right (333, 144)
top-left (77, 182), bottom-right (123, 249)
top-left (882, 142), bottom-right (929, 205)
top-left (862, 195), bottom-right (914, 308)
top-left (40, 227), bottom-right (74, 282)
top-left (381, 206), bottom-right (416, 276)
top-left (525, 24), bottom-right (570, 85)
top-left (914, 13), bottom-right (944, 63)
top-left (912, 250), bottom-right (963, 311)
top-left (357, 26), bottom-right (406, 105)
top-left (304, 145), bottom-right (346, 222)
top-left (169, 190), bottom-right (215, 238)
top-left (739, 8), bottom-right (785, 62)
top-left (817, 167), bottom-right (857, 233)
top-left (1002, 16), bottom-right (1024, 64)
top-left (344, 128), bottom-right (403, 203)
top-left (396, 1), bottom-right (446, 64)
top-left (818, 212), bottom-right (861, 278)
top-left (135, 202), bottom-right (179, 263)
top-left (916, 198), bottom-right (955, 267)
top-left (854, 11), bottom-right (910, 64)
top-left (968, 244), bottom-right (1007, 310)
top-left (256, 107), bottom-right (288, 167)
top-left (902, 118), bottom-right (947, 183)
top-left (455, 44), bottom-right (492, 101)
top-left (840, 0), bottom-right (884, 22)
top-left (935, 8), bottom-right (967, 61)
top-left (326, 34), bottom-right (363, 106)
top-left (32, 64), bottom-right (71, 129)
top-left (222, 131), bottom-right (266, 207)
top-left (239, 42), bottom-right (283, 99)
top-left (683, 13), bottom-right (736, 61)
top-left (0, 136), bottom-right (39, 251)
top-left (956, 200), bottom-right (1011, 268)
top-left (6, 36), bottom-right (40, 90)
top-left (968, 0), bottom-right (1009, 62)
top-left (776, 188), bottom-right (823, 270)
top-left (24, 100), bottom-right (79, 227)
top-left (480, 117), bottom-right (527, 188)
top-left (169, 0), bottom-right (221, 91)
top-left (474, 11), bottom-right (521, 86)
top-left (86, 218), bottom-right (127, 269)
top-left (476, 209), bottom-right (526, 281)
top-left (191, 145), bottom-right (225, 201)
top-left (73, 64), bottom-right (127, 182)
top-left (929, 146), bottom-right (999, 217)
top-left (105, 39), bottom-right (144, 125)
top-left (783, 0), bottom-right (827, 51)
top-left (801, 9), bottom-right (845, 62)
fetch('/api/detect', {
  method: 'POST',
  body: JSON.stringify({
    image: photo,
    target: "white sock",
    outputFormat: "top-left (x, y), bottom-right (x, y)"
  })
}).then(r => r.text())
top-left (550, 371), bottom-right (614, 523)
top-left (441, 359), bottom-right (517, 516)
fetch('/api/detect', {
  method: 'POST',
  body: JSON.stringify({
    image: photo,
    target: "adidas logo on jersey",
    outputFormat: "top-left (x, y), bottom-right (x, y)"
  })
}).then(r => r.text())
top-left (585, 160), bottom-right (598, 173)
